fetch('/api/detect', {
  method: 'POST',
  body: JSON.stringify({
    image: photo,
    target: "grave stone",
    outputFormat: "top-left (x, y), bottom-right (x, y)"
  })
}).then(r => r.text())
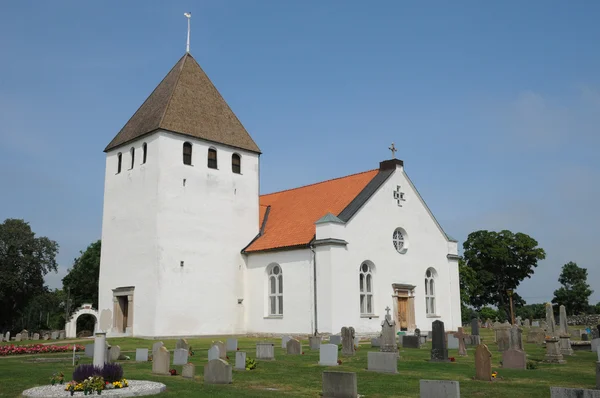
top-left (330, 335), bottom-right (342, 345)
top-left (208, 345), bottom-right (220, 361)
top-left (310, 336), bottom-right (322, 350)
top-left (549, 387), bottom-right (600, 398)
top-left (474, 344), bottom-right (492, 381)
top-left (85, 344), bottom-right (94, 358)
top-left (492, 321), bottom-right (501, 342)
top-left (582, 333), bottom-right (589, 341)
top-left (516, 316), bottom-right (522, 327)
top-left (527, 328), bottom-right (546, 344)
top-left (213, 341), bottom-right (226, 359)
top-left (341, 327), bottom-right (355, 356)
top-left (558, 305), bottom-right (573, 356)
top-left (524, 319), bottom-right (531, 328)
top-left (353, 336), bottom-right (360, 348)
top-left (15, 333), bottom-right (21, 342)
top-left (182, 363), bottom-right (195, 379)
top-left (591, 338), bottom-right (600, 353)
top-left (152, 346), bottom-right (170, 375)
top-left (502, 348), bottom-right (526, 369)
top-left (403, 335), bottom-right (421, 349)
top-left (4, 332), bottom-right (9, 342)
top-left (21, 330), bottom-right (29, 340)
top-left (286, 338), bottom-right (302, 355)
top-left (447, 334), bottom-right (459, 350)
top-left (319, 344), bottom-right (339, 366)
top-left (509, 325), bottom-right (524, 351)
top-left (532, 321), bottom-right (540, 327)
top-left (43, 334), bottom-right (49, 340)
top-left (32, 333), bottom-right (39, 341)
top-left (380, 307), bottom-right (398, 355)
top-left (92, 333), bottom-right (107, 369)
top-left (152, 341), bottom-right (164, 356)
top-left (596, 361), bottom-right (600, 390)
top-left (203, 359), bottom-right (232, 384)
top-left (559, 306), bottom-right (568, 335)
top-left (135, 348), bottom-right (149, 362)
top-left (235, 351), bottom-right (246, 370)
top-left (322, 371), bottom-right (357, 398)
top-left (256, 342), bottom-right (275, 360)
top-left (371, 337), bottom-right (381, 348)
top-left (496, 322), bottom-right (511, 351)
top-left (454, 328), bottom-right (468, 356)
top-left (430, 320), bottom-right (449, 362)
top-left (58, 331), bottom-right (65, 340)
top-left (176, 338), bottom-right (189, 351)
top-left (173, 348), bottom-right (189, 365)
top-left (471, 318), bottom-right (480, 336)
top-left (546, 303), bottom-right (557, 338)
top-left (281, 335), bottom-right (291, 349)
top-left (226, 338), bottom-right (238, 352)
top-left (544, 337), bottom-right (566, 364)
top-left (109, 345), bottom-right (121, 362)
top-left (420, 380), bottom-right (460, 398)
top-left (367, 352), bottom-right (398, 374)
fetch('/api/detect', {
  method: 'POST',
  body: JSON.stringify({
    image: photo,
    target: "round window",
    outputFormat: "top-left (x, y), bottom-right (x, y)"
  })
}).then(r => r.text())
top-left (273, 265), bottom-right (280, 275)
top-left (392, 228), bottom-right (408, 253)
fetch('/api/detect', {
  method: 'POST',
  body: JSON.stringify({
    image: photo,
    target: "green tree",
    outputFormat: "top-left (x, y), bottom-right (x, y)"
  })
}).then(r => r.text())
top-left (62, 240), bottom-right (101, 311)
top-left (515, 303), bottom-right (545, 320)
top-left (462, 230), bottom-right (546, 320)
top-left (0, 219), bottom-right (59, 331)
top-left (479, 306), bottom-right (499, 321)
top-left (552, 262), bottom-right (593, 315)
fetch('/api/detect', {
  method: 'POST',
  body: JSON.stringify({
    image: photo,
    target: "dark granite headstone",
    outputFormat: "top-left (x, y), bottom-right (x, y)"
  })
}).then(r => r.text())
top-left (430, 320), bottom-right (449, 362)
top-left (582, 333), bottom-right (589, 341)
top-left (471, 318), bottom-right (480, 336)
top-left (402, 336), bottom-right (420, 349)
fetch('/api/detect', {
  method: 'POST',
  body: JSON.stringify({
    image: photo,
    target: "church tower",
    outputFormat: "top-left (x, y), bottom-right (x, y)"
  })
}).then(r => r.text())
top-left (98, 53), bottom-right (260, 337)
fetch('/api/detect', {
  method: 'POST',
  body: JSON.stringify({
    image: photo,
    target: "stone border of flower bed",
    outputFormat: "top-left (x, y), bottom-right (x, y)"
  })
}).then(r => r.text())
top-left (22, 380), bottom-right (166, 397)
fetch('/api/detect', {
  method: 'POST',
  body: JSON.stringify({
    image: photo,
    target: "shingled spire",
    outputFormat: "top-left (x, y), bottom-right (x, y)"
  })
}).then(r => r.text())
top-left (105, 53), bottom-right (260, 153)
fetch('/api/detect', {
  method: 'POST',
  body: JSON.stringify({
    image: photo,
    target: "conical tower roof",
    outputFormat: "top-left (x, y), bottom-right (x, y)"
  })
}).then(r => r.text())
top-left (105, 53), bottom-right (260, 153)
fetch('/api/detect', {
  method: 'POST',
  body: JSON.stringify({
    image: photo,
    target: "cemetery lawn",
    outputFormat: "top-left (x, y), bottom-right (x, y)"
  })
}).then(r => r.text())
top-left (0, 328), bottom-right (596, 397)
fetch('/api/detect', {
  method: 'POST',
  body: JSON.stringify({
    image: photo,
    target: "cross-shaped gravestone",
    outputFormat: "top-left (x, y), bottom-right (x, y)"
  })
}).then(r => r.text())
top-left (389, 142), bottom-right (397, 158)
top-left (385, 306), bottom-right (392, 321)
top-left (453, 327), bottom-right (468, 356)
top-left (393, 185), bottom-right (405, 207)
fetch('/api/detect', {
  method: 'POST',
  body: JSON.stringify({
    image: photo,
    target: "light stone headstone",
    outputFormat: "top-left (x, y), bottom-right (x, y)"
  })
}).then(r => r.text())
top-left (549, 387), bottom-right (600, 398)
top-left (92, 333), bottom-right (107, 369)
top-left (15, 333), bottom-right (22, 342)
top-left (310, 336), bottom-right (322, 350)
top-left (496, 322), bottom-right (511, 352)
top-left (85, 344), bottom-right (95, 358)
top-left (380, 308), bottom-right (398, 354)
top-left (367, 351), bottom-right (398, 374)
top-left (502, 348), bottom-right (526, 369)
top-left (256, 342), bottom-right (275, 360)
top-left (109, 345), bottom-right (121, 362)
top-left (286, 338), bottom-right (302, 355)
top-left (32, 333), bottom-right (39, 341)
top-left (235, 351), bottom-right (246, 370)
top-left (371, 337), bottom-right (381, 348)
top-left (329, 335), bottom-right (342, 345)
top-left (281, 336), bottom-right (291, 349)
top-left (152, 341), bottom-right (164, 356)
top-left (213, 341), bottom-right (226, 359)
top-left (544, 338), bottom-right (566, 364)
top-left (591, 338), bottom-right (600, 353)
top-left (447, 334), bottom-right (459, 350)
top-left (4, 332), bottom-right (9, 342)
top-left (152, 346), bottom-right (170, 375)
top-left (50, 331), bottom-right (58, 340)
top-left (135, 348), bottom-right (149, 362)
top-left (559, 305), bottom-right (569, 336)
top-left (453, 328), bottom-right (468, 356)
top-left (420, 380), bottom-right (460, 398)
top-left (208, 345), bottom-right (220, 361)
top-left (527, 328), bottom-right (546, 344)
top-left (532, 321), bottom-right (540, 327)
top-left (509, 325), bottom-right (524, 351)
top-left (322, 371), bottom-right (357, 398)
top-left (204, 359), bottom-right (232, 384)
top-left (173, 348), bottom-right (189, 365)
top-left (176, 338), bottom-right (189, 351)
top-left (226, 338), bottom-right (238, 352)
top-left (182, 363), bottom-right (195, 379)
top-left (341, 326), bottom-right (355, 356)
top-left (43, 334), bottom-right (49, 340)
top-left (524, 319), bottom-right (531, 328)
top-left (474, 344), bottom-right (492, 381)
top-left (319, 344), bottom-right (339, 366)
top-left (546, 303), bottom-right (557, 337)
top-left (353, 336), bottom-right (360, 348)
top-left (58, 331), bottom-right (65, 340)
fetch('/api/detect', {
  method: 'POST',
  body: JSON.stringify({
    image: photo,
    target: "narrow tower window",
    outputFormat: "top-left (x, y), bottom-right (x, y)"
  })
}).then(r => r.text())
top-left (183, 142), bottom-right (192, 165)
top-left (208, 148), bottom-right (217, 169)
top-left (142, 143), bottom-right (147, 164)
top-left (232, 153), bottom-right (241, 174)
top-left (117, 152), bottom-right (122, 174)
top-left (130, 147), bottom-right (135, 169)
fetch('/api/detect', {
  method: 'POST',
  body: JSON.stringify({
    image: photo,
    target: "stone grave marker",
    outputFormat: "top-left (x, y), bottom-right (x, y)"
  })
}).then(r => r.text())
top-left (152, 341), bottom-right (164, 356)
top-left (20, 330), bottom-right (29, 340)
top-left (173, 348), bottom-right (189, 365)
top-left (176, 338), bottom-right (189, 351)
top-left (420, 380), bottom-right (460, 398)
top-left (226, 338), bottom-right (238, 352)
top-left (591, 338), bottom-right (600, 353)
top-left (496, 322), bottom-right (511, 351)
top-left (319, 344), bottom-right (339, 366)
top-left (235, 351), bottom-right (246, 370)
top-left (524, 319), bottom-right (531, 328)
top-left (367, 352), bottom-right (398, 374)
top-left (353, 336), bottom-right (360, 348)
top-left (549, 387), bottom-right (600, 398)
top-left (454, 327), bottom-right (468, 356)
top-left (281, 335), bottom-right (291, 349)
top-left (330, 335), bottom-right (342, 345)
top-left (152, 346), bottom-right (170, 375)
top-left (527, 328), bottom-right (546, 344)
top-left (85, 344), bottom-right (95, 358)
top-left (447, 334), bottom-right (459, 350)
top-left (341, 326), bottom-right (355, 356)
top-left (322, 371), bottom-right (357, 398)
top-left (502, 348), bottom-right (526, 369)
top-left (516, 316), bottom-right (522, 326)
top-left (474, 344), bottom-right (492, 381)
top-left (203, 359), bottom-right (232, 384)
top-left (135, 348), bottom-right (149, 362)
top-left (256, 342), bottom-right (275, 360)
top-left (109, 345), bottom-right (121, 362)
top-left (544, 337), bottom-right (566, 364)
top-left (402, 335), bottom-right (421, 349)
top-left (371, 337), bottom-right (381, 348)
top-left (582, 333), bottom-right (589, 341)
top-left (380, 307), bottom-right (398, 355)
top-left (558, 305), bottom-right (573, 356)
top-left (213, 341), bottom-right (226, 359)
top-left (309, 336), bottom-right (322, 350)
top-left (32, 333), bottom-right (39, 340)
top-left (58, 331), bottom-right (65, 339)
top-left (286, 338), bottom-right (302, 355)
top-left (509, 325), bottom-right (524, 351)
top-left (4, 332), bottom-right (9, 342)
top-left (43, 334), bottom-right (49, 340)
top-left (208, 345), bottom-right (220, 361)
top-left (471, 318), bottom-right (480, 336)
top-left (430, 320), bottom-right (449, 362)
top-left (15, 333), bottom-right (22, 342)
top-left (546, 303), bottom-right (557, 338)
top-left (182, 363), bottom-right (195, 379)
top-left (532, 321), bottom-right (540, 327)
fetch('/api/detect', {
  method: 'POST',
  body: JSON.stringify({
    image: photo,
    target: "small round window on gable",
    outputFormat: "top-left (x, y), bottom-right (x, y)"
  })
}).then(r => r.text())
top-left (393, 228), bottom-right (408, 254)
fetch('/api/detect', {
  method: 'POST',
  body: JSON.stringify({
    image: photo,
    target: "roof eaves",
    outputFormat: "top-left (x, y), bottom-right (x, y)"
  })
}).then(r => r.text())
top-left (337, 168), bottom-right (395, 223)
top-left (244, 242), bottom-right (311, 254)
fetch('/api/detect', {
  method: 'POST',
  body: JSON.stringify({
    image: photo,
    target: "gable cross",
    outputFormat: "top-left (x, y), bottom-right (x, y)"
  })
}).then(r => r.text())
top-left (388, 143), bottom-right (397, 158)
top-left (393, 185), bottom-right (405, 207)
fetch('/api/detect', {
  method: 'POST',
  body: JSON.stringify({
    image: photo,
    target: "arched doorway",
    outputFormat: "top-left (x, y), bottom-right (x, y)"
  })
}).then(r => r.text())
top-left (65, 304), bottom-right (100, 338)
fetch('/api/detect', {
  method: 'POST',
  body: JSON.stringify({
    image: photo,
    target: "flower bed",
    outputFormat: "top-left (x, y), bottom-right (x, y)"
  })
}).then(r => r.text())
top-left (65, 378), bottom-right (129, 393)
top-left (0, 344), bottom-right (84, 356)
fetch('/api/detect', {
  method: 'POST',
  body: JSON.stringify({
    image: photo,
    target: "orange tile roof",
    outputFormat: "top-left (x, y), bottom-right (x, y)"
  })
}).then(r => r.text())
top-left (245, 169), bottom-right (379, 252)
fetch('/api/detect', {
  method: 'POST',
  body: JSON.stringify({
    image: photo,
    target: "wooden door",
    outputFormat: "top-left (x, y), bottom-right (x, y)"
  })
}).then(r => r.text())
top-left (397, 297), bottom-right (408, 330)
top-left (119, 297), bottom-right (128, 333)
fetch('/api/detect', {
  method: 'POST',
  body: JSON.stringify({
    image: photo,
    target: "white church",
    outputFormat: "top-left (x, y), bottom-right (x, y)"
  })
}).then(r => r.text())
top-left (97, 52), bottom-right (461, 338)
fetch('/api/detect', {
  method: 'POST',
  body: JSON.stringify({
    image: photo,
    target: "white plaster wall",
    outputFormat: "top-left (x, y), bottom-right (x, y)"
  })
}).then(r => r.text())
top-left (321, 164), bottom-right (461, 334)
top-left (245, 249), bottom-right (314, 334)
top-left (98, 134), bottom-right (161, 336)
top-left (153, 131), bottom-right (259, 336)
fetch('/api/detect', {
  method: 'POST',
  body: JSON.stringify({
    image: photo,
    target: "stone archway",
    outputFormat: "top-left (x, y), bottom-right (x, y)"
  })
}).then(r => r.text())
top-left (65, 304), bottom-right (100, 338)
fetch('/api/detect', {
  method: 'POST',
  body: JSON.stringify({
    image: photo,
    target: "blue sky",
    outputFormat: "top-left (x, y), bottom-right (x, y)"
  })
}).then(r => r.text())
top-left (1, 1), bottom-right (599, 304)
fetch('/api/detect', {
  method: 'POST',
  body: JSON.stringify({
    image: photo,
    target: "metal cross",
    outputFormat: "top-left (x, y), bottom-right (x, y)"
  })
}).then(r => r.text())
top-left (385, 306), bottom-right (391, 316)
top-left (393, 185), bottom-right (405, 206)
top-left (388, 143), bottom-right (397, 158)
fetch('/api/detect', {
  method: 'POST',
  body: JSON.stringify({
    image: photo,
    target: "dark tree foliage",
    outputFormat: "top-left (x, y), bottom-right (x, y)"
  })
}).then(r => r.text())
top-left (552, 262), bottom-right (593, 315)
top-left (515, 303), bottom-right (546, 320)
top-left (462, 230), bottom-right (546, 320)
top-left (0, 219), bottom-right (58, 331)
top-left (62, 240), bottom-right (101, 311)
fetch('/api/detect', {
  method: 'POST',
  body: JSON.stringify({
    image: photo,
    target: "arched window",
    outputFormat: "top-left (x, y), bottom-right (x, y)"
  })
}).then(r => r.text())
top-left (232, 153), bottom-right (241, 174)
top-left (183, 142), bottom-right (192, 165)
top-left (117, 152), bottom-right (122, 174)
top-left (142, 143), bottom-right (147, 164)
top-left (268, 264), bottom-right (283, 316)
top-left (208, 148), bottom-right (217, 169)
top-left (130, 147), bottom-right (135, 169)
top-left (425, 268), bottom-right (436, 315)
top-left (359, 262), bottom-right (374, 315)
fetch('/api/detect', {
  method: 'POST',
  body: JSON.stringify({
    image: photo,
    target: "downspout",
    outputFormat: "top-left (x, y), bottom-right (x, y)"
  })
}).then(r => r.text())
top-left (311, 244), bottom-right (318, 336)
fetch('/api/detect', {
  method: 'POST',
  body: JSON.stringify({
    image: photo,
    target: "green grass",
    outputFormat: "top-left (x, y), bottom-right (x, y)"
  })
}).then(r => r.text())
top-left (0, 328), bottom-right (596, 397)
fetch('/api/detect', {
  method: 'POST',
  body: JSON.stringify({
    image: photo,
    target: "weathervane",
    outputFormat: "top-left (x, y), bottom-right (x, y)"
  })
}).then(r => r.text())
top-left (388, 142), bottom-right (397, 159)
top-left (184, 12), bottom-right (192, 53)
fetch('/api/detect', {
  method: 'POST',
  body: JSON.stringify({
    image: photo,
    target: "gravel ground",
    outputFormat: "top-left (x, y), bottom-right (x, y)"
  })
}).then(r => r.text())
top-left (22, 380), bottom-right (166, 397)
